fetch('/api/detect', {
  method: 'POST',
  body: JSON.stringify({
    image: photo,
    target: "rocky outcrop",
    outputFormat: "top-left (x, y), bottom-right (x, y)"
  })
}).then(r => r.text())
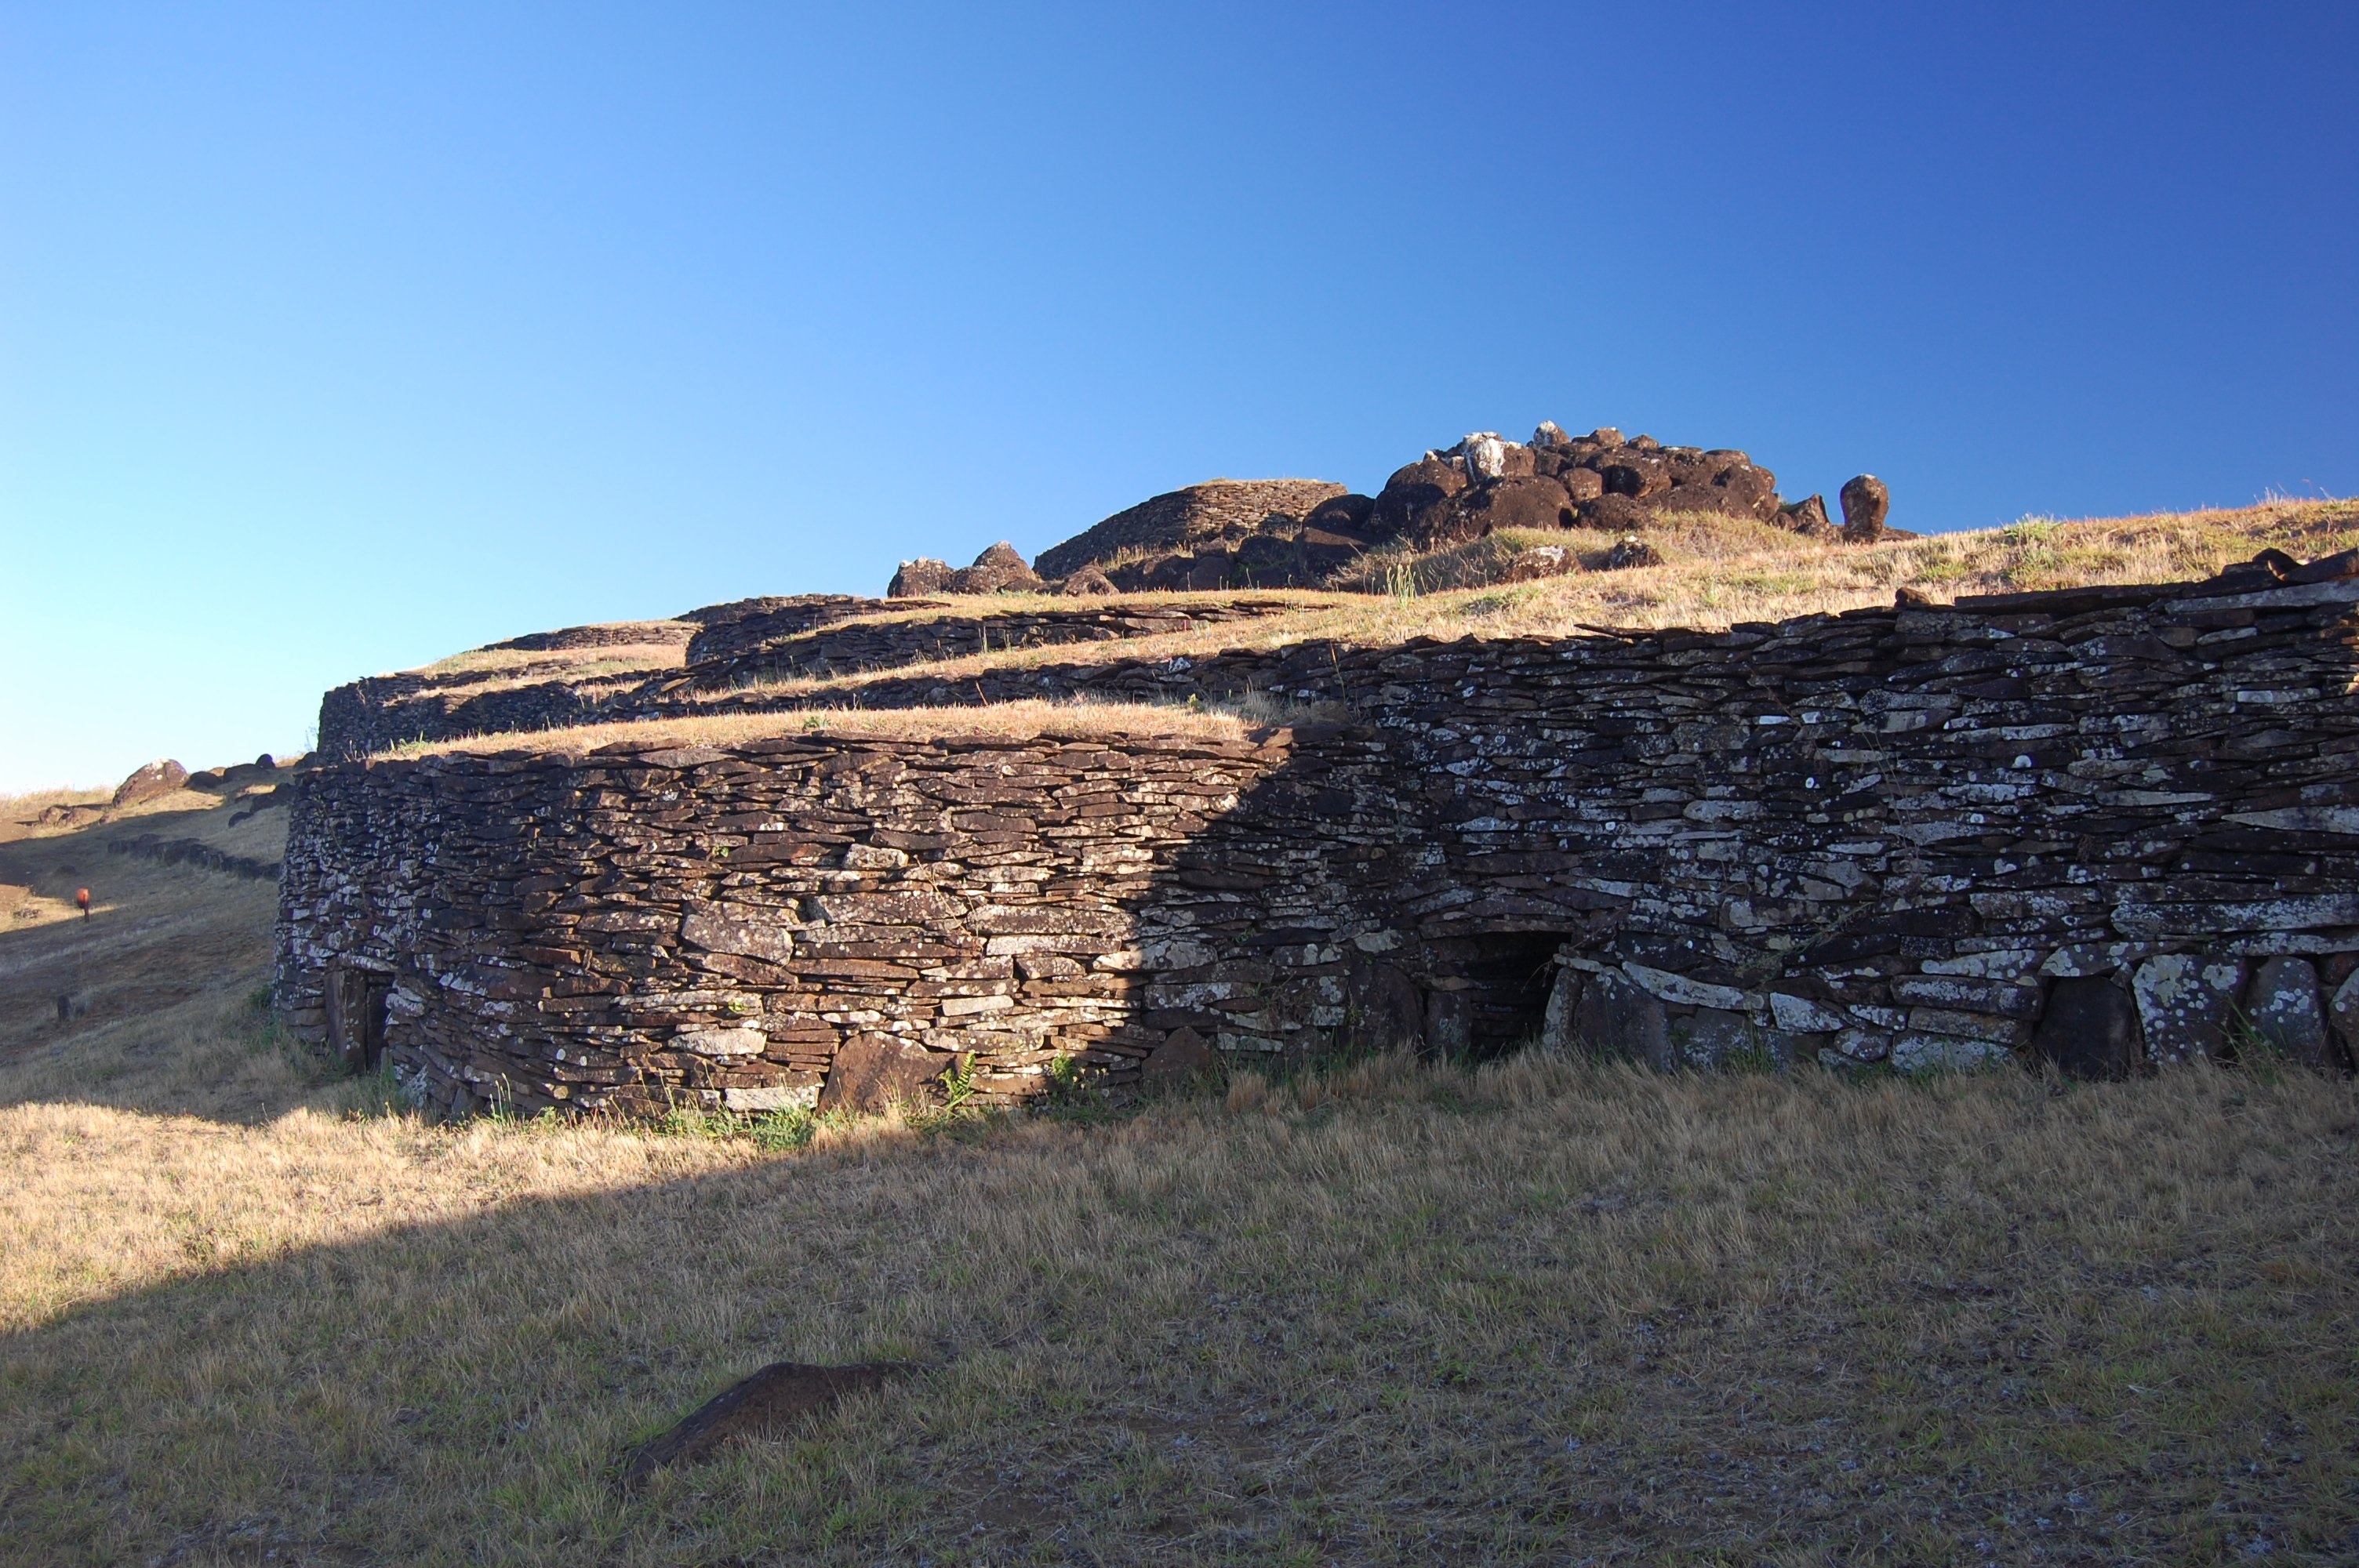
top-left (1369, 426), bottom-right (1796, 547)
top-left (111, 760), bottom-right (187, 807)
top-left (282, 554), bottom-right (2359, 1116)
top-left (1841, 475), bottom-right (1893, 543)
top-left (1034, 480), bottom-right (1348, 580)
top-left (483, 621), bottom-right (696, 654)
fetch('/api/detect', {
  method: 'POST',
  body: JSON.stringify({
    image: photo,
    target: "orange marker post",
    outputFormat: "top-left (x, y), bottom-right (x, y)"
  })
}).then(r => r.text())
top-left (75, 888), bottom-right (91, 921)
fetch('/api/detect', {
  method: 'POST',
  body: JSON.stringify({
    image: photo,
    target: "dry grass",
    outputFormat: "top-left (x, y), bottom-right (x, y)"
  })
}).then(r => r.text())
top-left (383, 698), bottom-right (1281, 761)
top-left (2, 800), bottom-right (2357, 1563)
top-left (680, 501), bottom-right (2359, 723)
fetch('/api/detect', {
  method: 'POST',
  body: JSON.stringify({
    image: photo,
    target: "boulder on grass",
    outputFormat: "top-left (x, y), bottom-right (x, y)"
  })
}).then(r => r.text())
top-left (1839, 474), bottom-right (1891, 543)
top-left (1503, 545), bottom-right (1573, 582)
top-left (948, 543), bottom-right (1045, 595)
top-left (1604, 535), bottom-right (1663, 570)
top-left (1370, 457), bottom-right (1467, 541)
top-left (1059, 564), bottom-right (1118, 596)
top-left (619, 1361), bottom-right (918, 1490)
top-left (1143, 1025), bottom-right (1220, 1087)
top-left (1777, 494), bottom-right (1837, 537)
top-left (1459, 475), bottom-right (1576, 533)
top-left (889, 558), bottom-right (955, 598)
top-left (111, 760), bottom-right (187, 808)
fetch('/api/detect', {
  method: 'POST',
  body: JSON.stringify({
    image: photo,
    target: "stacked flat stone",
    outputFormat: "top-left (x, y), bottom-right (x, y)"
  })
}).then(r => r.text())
top-left (282, 552), bottom-right (2359, 1113)
top-left (682, 599), bottom-right (1304, 688)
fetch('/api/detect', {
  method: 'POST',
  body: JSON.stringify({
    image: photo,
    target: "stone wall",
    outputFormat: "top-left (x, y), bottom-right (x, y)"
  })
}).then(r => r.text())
top-left (682, 599), bottom-right (1307, 688)
top-left (485, 621), bottom-right (696, 654)
top-left (280, 570), bottom-right (2359, 1115)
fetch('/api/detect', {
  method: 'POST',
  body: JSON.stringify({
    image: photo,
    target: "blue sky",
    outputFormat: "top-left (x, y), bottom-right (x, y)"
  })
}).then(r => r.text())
top-left (3, 2), bottom-right (2354, 791)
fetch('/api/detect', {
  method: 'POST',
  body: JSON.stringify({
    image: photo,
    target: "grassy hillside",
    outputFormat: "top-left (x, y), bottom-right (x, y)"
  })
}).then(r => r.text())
top-left (2, 773), bottom-right (2355, 1563)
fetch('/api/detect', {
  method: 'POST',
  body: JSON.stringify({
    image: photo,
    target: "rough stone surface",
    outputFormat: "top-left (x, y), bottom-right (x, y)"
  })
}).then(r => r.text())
top-left (2031, 978), bottom-right (2140, 1080)
top-left (1035, 480), bottom-right (1348, 580)
top-left (816, 1033), bottom-right (958, 1114)
top-left (111, 760), bottom-right (187, 808)
top-left (1840, 475), bottom-right (1892, 543)
top-left (889, 559), bottom-right (956, 598)
top-left (1143, 1025), bottom-right (1219, 1085)
top-left (948, 543), bottom-right (1045, 596)
top-left (2246, 956), bottom-right (2333, 1069)
top-left (282, 562), bottom-right (2359, 1109)
top-left (2130, 954), bottom-right (2244, 1063)
top-left (620, 1362), bottom-right (916, 1490)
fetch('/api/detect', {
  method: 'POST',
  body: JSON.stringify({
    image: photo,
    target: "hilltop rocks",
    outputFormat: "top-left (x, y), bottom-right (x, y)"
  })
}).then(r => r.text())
top-left (1368, 426), bottom-right (1801, 548)
top-left (888, 558), bottom-right (956, 598)
top-left (111, 760), bottom-right (187, 808)
top-left (1034, 479), bottom-right (1348, 580)
top-left (888, 543), bottom-right (1045, 599)
top-left (1060, 564), bottom-right (1118, 596)
top-left (954, 542), bottom-right (1045, 595)
top-left (1840, 475), bottom-right (1892, 543)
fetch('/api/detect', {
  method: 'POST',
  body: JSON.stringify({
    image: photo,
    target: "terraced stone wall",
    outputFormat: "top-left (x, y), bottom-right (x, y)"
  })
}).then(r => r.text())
top-left (280, 574), bottom-right (2359, 1115)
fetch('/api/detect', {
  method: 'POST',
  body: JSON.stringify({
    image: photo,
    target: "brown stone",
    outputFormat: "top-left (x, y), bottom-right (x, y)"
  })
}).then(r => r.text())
top-left (1459, 475), bottom-right (1575, 534)
top-left (1143, 1025), bottom-right (1219, 1086)
top-left (1839, 474), bottom-right (1891, 543)
top-left (889, 558), bottom-right (954, 598)
top-left (1060, 564), bottom-right (1118, 596)
top-left (111, 760), bottom-right (187, 808)
top-left (1604, 535), bottom-right (1663, 571)
top-left (619, 1361), bottom-right (917, 1490)
top-left (948, 543), bottom-right (1045, 596)
top-left (1502, 545), bottom-right (1572, 582)
top-left (1370, 457), bottom-right (1468, 541)
top-left (1777, 494), bottom-right (1836, 537)
top-left (817, 1033), bottom-right (955, 1113)
top-left (1302, 492), bottom-right (1377, 538)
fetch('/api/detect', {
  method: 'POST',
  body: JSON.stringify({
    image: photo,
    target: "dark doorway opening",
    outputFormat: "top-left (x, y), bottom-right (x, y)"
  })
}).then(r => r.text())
top-left (325, 960), bottom-right (391, 1073)
top-left (1427, 931), bottom-right (1565, 1060)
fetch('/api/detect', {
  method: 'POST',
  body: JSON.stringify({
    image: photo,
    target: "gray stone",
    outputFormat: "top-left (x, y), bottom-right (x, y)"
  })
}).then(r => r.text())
top-left (1573, 967), bottom-right (1674, 1069)
top-left (1671, 1007), bottom-right (1753, 1068)
top-left (2030, 978), bottom-right (2139, 1080)
top-left (2245, 956), bottom-right (2334, 1069)
top-left (2330, 970), bottom-right (2359, 1066)
top-left (1892, 1034), bottom-right (2013, 1073)
top-left (2130, 954), bottom-right (2244, 1064)
top-left (1770, 992), bottom-right (1848, 1033)
top-left (1539, 967), bottom-right (1583, 1056)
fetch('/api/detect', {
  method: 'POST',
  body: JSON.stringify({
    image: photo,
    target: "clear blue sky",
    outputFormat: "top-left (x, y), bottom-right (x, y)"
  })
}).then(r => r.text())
top-left (3, 2), bottom-right (2354, 792)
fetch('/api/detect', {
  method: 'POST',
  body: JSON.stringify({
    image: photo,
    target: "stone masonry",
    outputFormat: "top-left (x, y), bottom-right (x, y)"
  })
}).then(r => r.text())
top-left (280, 561), bottom-right (2359, 1114)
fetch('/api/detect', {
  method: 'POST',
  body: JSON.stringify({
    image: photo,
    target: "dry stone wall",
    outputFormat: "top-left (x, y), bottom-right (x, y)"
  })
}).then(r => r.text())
top-left (281, 571), bottom-right (2359, 1114)
top-left (680, 599), bottom-right (1307, 688)
top-left (1034, 481), bottom-right (1349, 579)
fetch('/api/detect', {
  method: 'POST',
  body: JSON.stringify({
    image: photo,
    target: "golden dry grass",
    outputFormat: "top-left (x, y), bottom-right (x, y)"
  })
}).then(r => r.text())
top-left (677, 501), bottom-right (2359, 723)
top-left (2, 799), bottom-right (2356, 1563)
top-left (384, 698), bottom-right (1276, 761)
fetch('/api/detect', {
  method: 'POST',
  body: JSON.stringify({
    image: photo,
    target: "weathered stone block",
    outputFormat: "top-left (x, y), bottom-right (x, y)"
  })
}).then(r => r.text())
top-left (2030, 978), bottom-right (2139, 1080)
top-left (2130, 954), bottom-right (2244, 1064)
top-left (2245, 956), bottom-right (2334, 1069)
top-left (1573, 967), bottom-right (1674, 1069)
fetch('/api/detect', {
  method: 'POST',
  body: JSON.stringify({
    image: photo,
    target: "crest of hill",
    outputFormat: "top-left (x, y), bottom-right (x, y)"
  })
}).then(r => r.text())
top-left (1034, 478), bottom-right (1348, 579)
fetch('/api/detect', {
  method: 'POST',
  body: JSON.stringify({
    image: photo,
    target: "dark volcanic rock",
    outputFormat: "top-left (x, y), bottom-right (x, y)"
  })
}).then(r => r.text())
top-left (1060, 564), bottom-right (1118, 596)
top-left (948, 543), bottom-right (1045, 596)
top-left (111, 760), bottom-right (187, 808)
top-left (1840, 475), bottom-right (1892, 543)
top-left (1459, 475), bottom-right (1576, 534)
top-left (2031, 977), bottom-right (2141, 1080)
top-left (889, 558), bottom-right (956, 598)
top-left (620, 1361), bottom-right (918, 1489)
top-left (1371, 457), bottom-right (1470, 542)
top-left (1604, 535), bottom-right (1664, 570)
top-left (1778, 494), bottom-right (1837, 537)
